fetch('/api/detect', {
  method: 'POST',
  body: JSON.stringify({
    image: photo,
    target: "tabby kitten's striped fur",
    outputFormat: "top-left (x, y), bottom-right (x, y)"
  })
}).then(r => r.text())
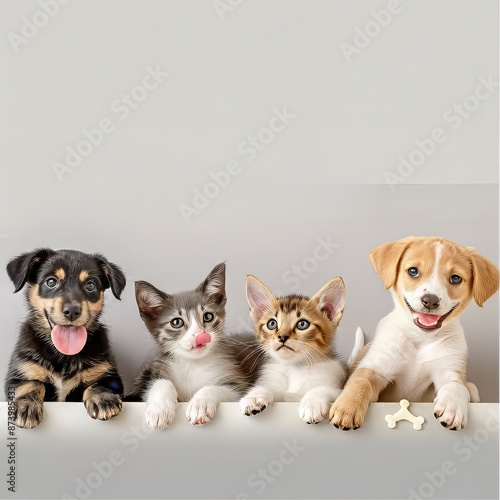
top-left (240, 275), bottom-right (348, 424)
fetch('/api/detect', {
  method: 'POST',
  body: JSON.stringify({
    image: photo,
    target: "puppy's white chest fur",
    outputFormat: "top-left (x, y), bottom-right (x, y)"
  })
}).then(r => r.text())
top-left (361, 311), bottom-right (467, 402)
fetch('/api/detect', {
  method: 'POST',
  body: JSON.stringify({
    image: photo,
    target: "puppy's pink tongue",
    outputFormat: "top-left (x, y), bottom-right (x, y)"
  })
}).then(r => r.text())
top-left (414, 312), bottom-right (440, 329)
top-left (195, 332), bottom-right (211, 347)
top-left (51, 325), bottom-right (88, 355)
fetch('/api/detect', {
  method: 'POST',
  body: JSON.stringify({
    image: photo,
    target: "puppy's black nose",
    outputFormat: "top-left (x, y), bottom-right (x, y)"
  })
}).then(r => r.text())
top-left (63, 304), bottom-right (81, 321)
top-left (278, 333), bottom-right (290, 343)
top-left (421, 293), bottom-right (440, 310)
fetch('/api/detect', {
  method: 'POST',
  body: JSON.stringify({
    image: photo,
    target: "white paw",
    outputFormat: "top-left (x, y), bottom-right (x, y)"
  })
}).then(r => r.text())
top-left (186, 398), bottom-right (217, 425)
top-left (240, 395), bottom-right (272, 416)
top-left (299, 398), bottom-right (329, 424)
top-left (434, 382), bottom-right (470, 430)
top-left (433, 395), bottom-right (468, 430)
top-left (145, 402), bottom-right (176, 430)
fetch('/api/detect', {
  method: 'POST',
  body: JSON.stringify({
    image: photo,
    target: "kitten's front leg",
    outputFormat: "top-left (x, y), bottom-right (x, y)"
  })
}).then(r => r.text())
top-left (144, 379), bottom-right (178, 430)
top-left (186, 385), bottom-right (240, 425)
top-left (299, 386), bottom-right (342, 424)
top-left (239, 385), bottom-right (275, 416)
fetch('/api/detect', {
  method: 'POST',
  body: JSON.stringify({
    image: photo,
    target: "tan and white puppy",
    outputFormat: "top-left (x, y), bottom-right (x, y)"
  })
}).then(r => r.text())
top-left (330, 236), bottom-right (498, 430)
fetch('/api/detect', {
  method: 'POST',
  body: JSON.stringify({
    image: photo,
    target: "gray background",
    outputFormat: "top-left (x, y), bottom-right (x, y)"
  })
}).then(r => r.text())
top-left (1, 0), bottom-right (497, 400)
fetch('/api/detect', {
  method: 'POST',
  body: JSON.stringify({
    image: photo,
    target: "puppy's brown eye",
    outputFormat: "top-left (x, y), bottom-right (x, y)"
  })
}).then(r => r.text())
top-left (171, 318), bottom-right (184, 328)
top-left (267, 319), bottom-right (278, 330)
top-left (296, 320), bottom-right (310, 330)
top-left (45, 277), bottom-right (58, 289)
top-left (85, 280), bottom-right (96, 292)
top-left (450, 274), bottom-right (462, 284)
top-left (407, 267), bottom-right (419, 278)
top-left (203, 312), bottom-right (214, 322)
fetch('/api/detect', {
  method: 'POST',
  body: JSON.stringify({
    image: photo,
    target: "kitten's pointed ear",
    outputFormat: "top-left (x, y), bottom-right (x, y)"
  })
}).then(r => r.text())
top-left (197, 263), bottom-right (226, 303)
top-left (311, 277), bottom-right (346, 322)
top-left (246, 275), bottom-right (277, 321)
top-left (135, 281), bottom-right (168, 321)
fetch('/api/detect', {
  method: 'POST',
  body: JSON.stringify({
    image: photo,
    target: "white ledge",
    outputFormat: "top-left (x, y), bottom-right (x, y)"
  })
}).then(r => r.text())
top-left (1, 402), bottom-right (498, 499)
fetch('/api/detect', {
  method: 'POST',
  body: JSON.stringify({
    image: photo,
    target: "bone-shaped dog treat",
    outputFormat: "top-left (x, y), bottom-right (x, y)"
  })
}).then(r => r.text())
top-left (385, 399), bottom-right (425, 430)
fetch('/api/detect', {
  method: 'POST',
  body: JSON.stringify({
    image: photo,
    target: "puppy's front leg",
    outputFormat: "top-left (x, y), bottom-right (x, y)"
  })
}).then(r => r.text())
top-left (329, 368), bottom-right (388, 430)
top-left (187, 385), bottom-right (240, 425)
top-left (433, 378), bottom-right (473, 430)
top-left (83, 375), bottom-right (123, 421)
top-left (10, 381), bottom-right (46, 429)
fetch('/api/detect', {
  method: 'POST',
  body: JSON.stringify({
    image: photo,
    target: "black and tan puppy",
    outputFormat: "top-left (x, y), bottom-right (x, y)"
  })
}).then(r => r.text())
top-left (5, 248), bottom-right (126, 428)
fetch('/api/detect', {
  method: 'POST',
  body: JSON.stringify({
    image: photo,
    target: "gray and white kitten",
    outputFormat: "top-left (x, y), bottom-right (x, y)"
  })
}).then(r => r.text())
top-left (131, 263), bottom-right (250, 429)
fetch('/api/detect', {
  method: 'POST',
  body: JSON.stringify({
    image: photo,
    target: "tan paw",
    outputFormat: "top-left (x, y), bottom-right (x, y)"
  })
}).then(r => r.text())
top-left (83, 388), bottom-right (122, 421)
top-left (329, 395), bottom-right (369, 430)
top-left (14, 397), bottom-right (44, 428)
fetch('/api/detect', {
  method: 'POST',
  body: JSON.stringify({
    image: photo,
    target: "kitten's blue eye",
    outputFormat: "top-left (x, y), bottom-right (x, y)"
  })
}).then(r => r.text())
top-left (296, 320), bottom-right (310, 330)
top-left (267, 319), bottom-right (277, 330)
top-left (407, 267), bottom-right (419, 278)
top-left (203, 312), bottom-right (214, 322)
top-left (450, 274), bottom-right (462, 284)
top-left (170, 318), bottom-right (184, 328)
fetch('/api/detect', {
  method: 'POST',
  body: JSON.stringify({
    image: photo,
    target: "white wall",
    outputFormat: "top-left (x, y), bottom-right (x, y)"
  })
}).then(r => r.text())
top-left (0, 0), bottom-right (498, 404)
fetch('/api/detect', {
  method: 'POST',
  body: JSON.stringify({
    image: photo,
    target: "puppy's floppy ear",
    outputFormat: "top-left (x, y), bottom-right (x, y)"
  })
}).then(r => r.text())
top-left (468, 251), bottom-right (499, 307)
top-left (95, 255), bottom-right (126, 299)
top-left (370, 237), bottom-right (414, 289)
top-left (197, 262), bottom-right (226, 304)
top-left (311, 277), bottom-right (346, 322)
top-left (135, 281), bottom-right (169, 321)
top-left (246, 275), bottom-right (276, 322)
top-left (6, 248), bottom-right (56, 292)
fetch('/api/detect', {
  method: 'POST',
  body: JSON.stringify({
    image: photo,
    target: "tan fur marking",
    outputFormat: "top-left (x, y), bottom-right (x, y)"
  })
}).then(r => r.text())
top-left (18, 361), bottom-right (51, 382)
top-left (329, 367), bottom-right (388, 428)
top-left (79, 270), bottom-right (89, 282)
top-left (87, 292), bottom-right (104, 317)
top-left (15, 381), bottom-right (45, 399)
top-left (54, 268), bottom-right (66, 280)
top-left (80, 361), bottom-right (111, 386)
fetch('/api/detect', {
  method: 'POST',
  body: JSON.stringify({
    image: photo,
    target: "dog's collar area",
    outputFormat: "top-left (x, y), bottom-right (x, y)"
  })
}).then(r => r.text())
top-left (403, 298), bottom-right (457, 331)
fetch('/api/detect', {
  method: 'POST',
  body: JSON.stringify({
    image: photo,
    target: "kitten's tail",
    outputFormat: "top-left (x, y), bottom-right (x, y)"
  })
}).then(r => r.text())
top-left (347, 326), bottom-right (365, 369)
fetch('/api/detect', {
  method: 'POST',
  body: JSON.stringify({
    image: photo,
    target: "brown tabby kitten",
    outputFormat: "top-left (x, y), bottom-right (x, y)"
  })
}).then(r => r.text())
top-left (240, 275), bottom-right (348, 424)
